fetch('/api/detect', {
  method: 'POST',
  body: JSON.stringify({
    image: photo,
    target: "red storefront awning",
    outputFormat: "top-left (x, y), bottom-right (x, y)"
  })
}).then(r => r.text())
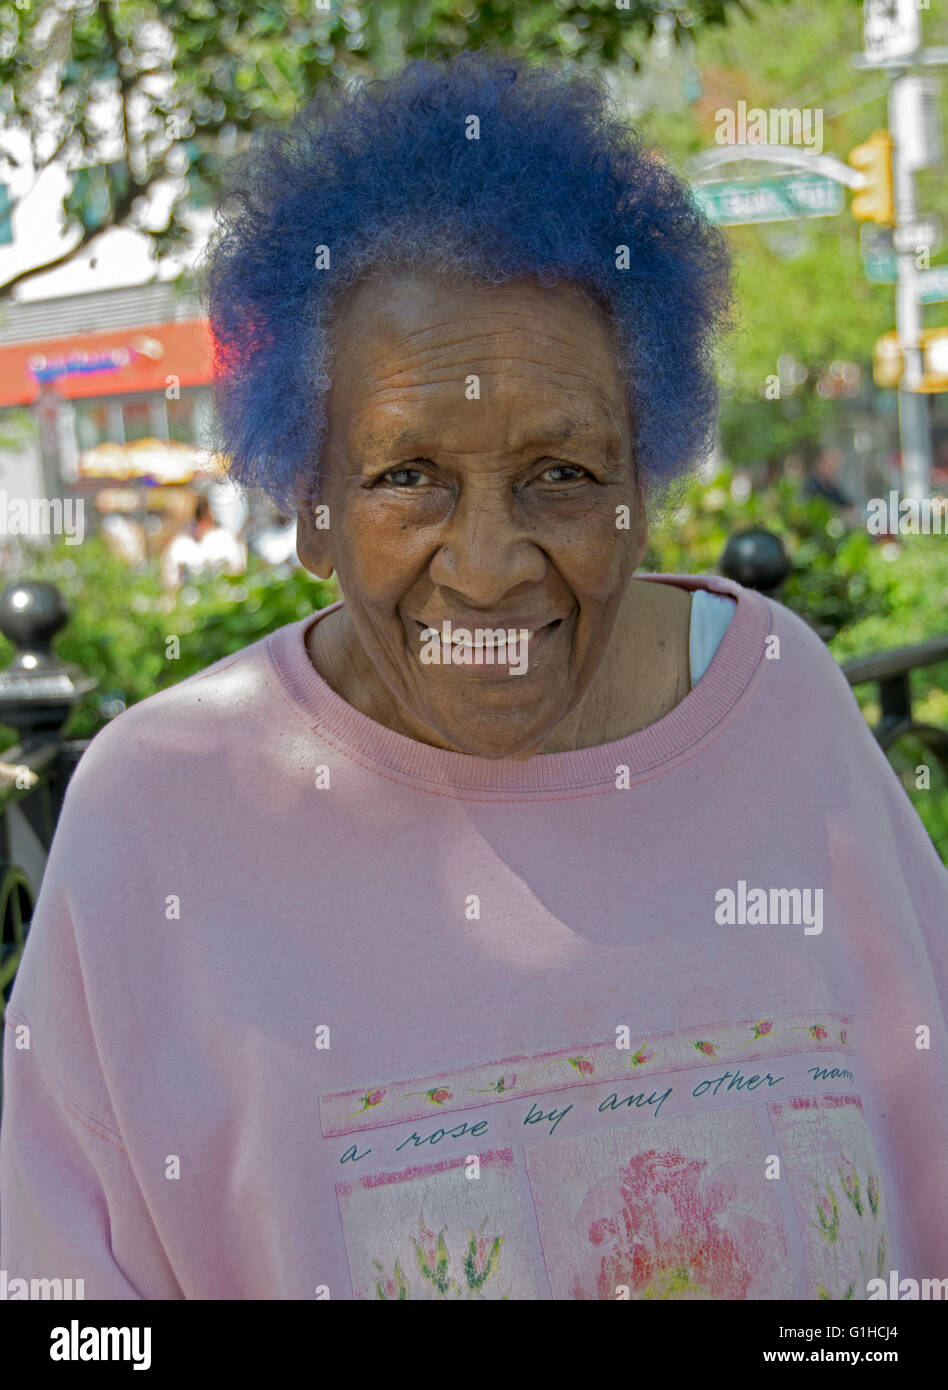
top-left (0, 318), bottom-right (213, 407)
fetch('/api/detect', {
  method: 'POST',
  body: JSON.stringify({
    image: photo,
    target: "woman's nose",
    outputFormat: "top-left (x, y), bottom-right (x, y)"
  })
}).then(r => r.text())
top-left (426, 492), bottom-right (547, 601)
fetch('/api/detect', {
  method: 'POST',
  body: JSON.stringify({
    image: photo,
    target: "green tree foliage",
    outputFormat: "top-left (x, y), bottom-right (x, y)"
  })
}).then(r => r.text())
top-left (637, 0), bottom-right (948, 468)
top-left (0, 537), bottom-right (337, 744)
top-left (0, 0), bottom-right (784, 297)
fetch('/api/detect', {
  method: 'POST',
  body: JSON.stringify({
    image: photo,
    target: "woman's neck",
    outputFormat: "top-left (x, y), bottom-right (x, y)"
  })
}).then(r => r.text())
top-left (304, 578), bottom-right (694, 758)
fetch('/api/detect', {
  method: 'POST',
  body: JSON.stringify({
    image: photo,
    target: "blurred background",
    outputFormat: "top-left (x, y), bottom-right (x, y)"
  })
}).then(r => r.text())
top-left (0, 0), bottom-right (945, 910)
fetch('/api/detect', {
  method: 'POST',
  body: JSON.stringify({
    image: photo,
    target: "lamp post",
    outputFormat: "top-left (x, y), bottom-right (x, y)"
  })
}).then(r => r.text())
top-left (0, 581), bottom-right (96, 751)
top-left (0, 581), bottom-right (97, 1017)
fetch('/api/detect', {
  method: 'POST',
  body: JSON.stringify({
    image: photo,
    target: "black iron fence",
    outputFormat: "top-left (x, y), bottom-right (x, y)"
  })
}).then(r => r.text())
top-left (721, 529), bottom-right (948, 779)
top-left (0, 582), bottom-right (95, 1015)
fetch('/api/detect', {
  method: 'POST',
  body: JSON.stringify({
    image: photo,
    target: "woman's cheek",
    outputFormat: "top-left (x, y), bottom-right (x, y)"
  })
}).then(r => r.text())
top-left (565, 523), bottom-right (636, 599)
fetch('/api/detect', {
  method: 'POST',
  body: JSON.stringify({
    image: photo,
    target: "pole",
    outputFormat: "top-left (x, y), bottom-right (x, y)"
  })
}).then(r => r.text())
top-left (890, 71), bottom-right (932, 501)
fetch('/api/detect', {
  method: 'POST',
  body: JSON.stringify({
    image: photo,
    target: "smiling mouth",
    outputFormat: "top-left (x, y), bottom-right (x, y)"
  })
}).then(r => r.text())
top-left (414, 619), bottom-right (562, 651)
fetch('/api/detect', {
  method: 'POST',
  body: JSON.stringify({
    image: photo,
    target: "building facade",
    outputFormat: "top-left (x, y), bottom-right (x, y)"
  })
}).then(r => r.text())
top-left (0, 282), bottom-right (218, 558)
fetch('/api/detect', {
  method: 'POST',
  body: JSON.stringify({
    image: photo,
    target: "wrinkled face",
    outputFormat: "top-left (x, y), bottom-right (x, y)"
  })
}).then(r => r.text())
top-left (297, 268), bottom-right (648, 759)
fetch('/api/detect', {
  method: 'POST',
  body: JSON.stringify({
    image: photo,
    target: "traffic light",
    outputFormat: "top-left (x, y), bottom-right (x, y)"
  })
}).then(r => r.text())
top-left (872, 331), bottom-right (902, 388)
top-left (849, 131), bottom-right (895, 226)
top-left (920, 327), bottom-right (948, 392)
top-left (872, 327), bottom-right (948, 392)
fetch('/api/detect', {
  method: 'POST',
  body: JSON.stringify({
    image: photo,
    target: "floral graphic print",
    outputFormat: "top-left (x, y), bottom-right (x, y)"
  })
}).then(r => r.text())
top-left (373, 1214), bottom-right (505, 1299)
top-left (569, 1148), bottom-right (770, 1300)
top-left (811, 1156), bottom-right (887, 1300)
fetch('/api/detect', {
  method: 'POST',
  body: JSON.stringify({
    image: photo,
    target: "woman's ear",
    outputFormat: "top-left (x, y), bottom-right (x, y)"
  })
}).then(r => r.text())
top-left (295, 480), bottom-right (335, 579)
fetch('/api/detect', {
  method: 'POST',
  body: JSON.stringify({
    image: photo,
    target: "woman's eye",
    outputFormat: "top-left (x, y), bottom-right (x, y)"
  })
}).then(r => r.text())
top-left (539, 463), bottom-right (590, 484)
top-left (379, 466), bottom-right (432, 487)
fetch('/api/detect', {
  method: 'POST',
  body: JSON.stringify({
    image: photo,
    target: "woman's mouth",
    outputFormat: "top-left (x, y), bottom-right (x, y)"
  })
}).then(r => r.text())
top-left (411, 618), bottom-right (563, 673)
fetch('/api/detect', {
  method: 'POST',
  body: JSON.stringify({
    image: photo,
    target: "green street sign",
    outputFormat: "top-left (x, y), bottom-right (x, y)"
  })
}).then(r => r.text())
top-left (863, 254), bottom-right (897, 283)
top-left (861, 226), bottom-right (897, 283)
top-left (919, 266), bottom-right (948, 303)
top-left (693, 173), bottom-right (844, 226)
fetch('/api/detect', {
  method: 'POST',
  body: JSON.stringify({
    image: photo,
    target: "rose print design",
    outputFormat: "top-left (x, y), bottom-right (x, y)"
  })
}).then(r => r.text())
top-left (570, 1148), bottom-right (769, 1300)
top-left (347, 1087), bottom-right (386, 1118)
top-left (770, 1098), bottom-right (890, 1301)
top-left (402, 1087), bottom-right (452, 1106)
top-left (810, 1156), bottom-right (887, 1299)
top-left (567, 1056), bottom-right (595, 1077)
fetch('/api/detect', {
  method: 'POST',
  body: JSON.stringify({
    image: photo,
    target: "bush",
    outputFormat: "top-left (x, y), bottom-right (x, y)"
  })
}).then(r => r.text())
top-left (645, 467), bottom-right (948, 860)
top-left (0, 538), bottom-right (337, 746)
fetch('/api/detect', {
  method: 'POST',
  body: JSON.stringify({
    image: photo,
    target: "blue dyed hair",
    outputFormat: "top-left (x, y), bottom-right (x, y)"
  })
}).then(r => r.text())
top-left (202, 50), bottom-right (733, 512)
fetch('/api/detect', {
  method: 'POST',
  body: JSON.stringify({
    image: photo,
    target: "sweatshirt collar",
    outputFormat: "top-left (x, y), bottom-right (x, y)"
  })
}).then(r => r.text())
top-left (267, 573), bottom-right (770, 795)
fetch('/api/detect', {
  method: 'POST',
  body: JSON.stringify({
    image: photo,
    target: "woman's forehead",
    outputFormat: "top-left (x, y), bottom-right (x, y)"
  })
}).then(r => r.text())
top-left (343, 407), bottom-right (627, 461)
top-left (327, 270), bottom-right (629, 434)
top-left (332, 266), bottom-right (612, 339)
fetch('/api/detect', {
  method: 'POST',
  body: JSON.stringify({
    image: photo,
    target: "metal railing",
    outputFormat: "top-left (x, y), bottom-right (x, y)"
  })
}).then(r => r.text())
top-left (722, 528), bottom-right (948, 776)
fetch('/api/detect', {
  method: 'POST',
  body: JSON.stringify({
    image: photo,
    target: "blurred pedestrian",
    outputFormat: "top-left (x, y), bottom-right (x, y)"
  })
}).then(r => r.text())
top-left (161, 492), bottom-right (246, 591)
top-left (249, 510), bottom-right (299, 567)
top-left (802, 446), bottom-right (861, 526)
top-left (100, 513), bottom-right (146, 566)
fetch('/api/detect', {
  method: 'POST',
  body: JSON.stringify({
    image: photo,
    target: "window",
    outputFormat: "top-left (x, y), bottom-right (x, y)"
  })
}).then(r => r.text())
top-left (74, 402), bottom-right (111, 450)
top-left (73, 403), bottom-right (114, 450)
top-left (167, 394), bottom-right (196, 444)
top-left (122, 400), bottom-right (152, 443)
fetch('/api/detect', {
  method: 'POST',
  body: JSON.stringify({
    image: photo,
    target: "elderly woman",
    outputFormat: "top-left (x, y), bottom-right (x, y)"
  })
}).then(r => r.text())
top-left (2, 54), bottom-right (946, 1303)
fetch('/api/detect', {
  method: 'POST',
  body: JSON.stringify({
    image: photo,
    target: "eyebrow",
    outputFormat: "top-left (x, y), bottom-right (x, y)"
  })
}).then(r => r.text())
top-left (526, 417), bottom-right (595, 444)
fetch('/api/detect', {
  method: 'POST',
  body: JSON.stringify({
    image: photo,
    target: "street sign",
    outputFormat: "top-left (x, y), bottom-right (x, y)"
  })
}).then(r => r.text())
top-left (918, 266), bottom-right (948, 303)
top-left (0, 184), bottom-right (11, 246)
top-left (863, 0), bottom-right (921, 66)
top-left (693, 173), bottom-right (843, 226)
top-left (861, 225), bottom-right (897, 282)
top-left (893, 215), bottom-right (942, 254)
top-left (890, 77), bottom-right (944, 173)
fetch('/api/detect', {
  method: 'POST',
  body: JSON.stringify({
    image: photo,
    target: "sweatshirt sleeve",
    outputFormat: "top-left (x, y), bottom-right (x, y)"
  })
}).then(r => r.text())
top-left (0, 851), bottom-right (182, 1299)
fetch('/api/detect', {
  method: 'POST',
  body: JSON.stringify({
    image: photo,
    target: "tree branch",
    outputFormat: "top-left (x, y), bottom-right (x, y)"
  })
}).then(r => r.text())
top-left (98, 0), bottom-right (147, 196)
top-left (0, 0), bottom-right (159, 299)
top-left (0, 177), bottom-right (140, 300)
top-left (0, 224), bottom-right (102, 300)
top-left (2, 124), bottom-right (78, 220)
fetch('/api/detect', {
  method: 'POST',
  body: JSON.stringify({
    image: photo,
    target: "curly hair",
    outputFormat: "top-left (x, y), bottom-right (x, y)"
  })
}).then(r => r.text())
top-left (201, 50), bottom-right (734, 513)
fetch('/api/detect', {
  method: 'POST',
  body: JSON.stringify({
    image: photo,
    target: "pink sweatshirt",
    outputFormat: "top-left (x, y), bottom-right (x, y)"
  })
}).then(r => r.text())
top-left (1, 572), bottom-right (946, 1301)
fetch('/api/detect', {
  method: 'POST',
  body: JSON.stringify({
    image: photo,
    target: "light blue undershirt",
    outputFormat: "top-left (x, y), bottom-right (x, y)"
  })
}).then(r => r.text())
top-left (688, 588), bottom-right (737, 688)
